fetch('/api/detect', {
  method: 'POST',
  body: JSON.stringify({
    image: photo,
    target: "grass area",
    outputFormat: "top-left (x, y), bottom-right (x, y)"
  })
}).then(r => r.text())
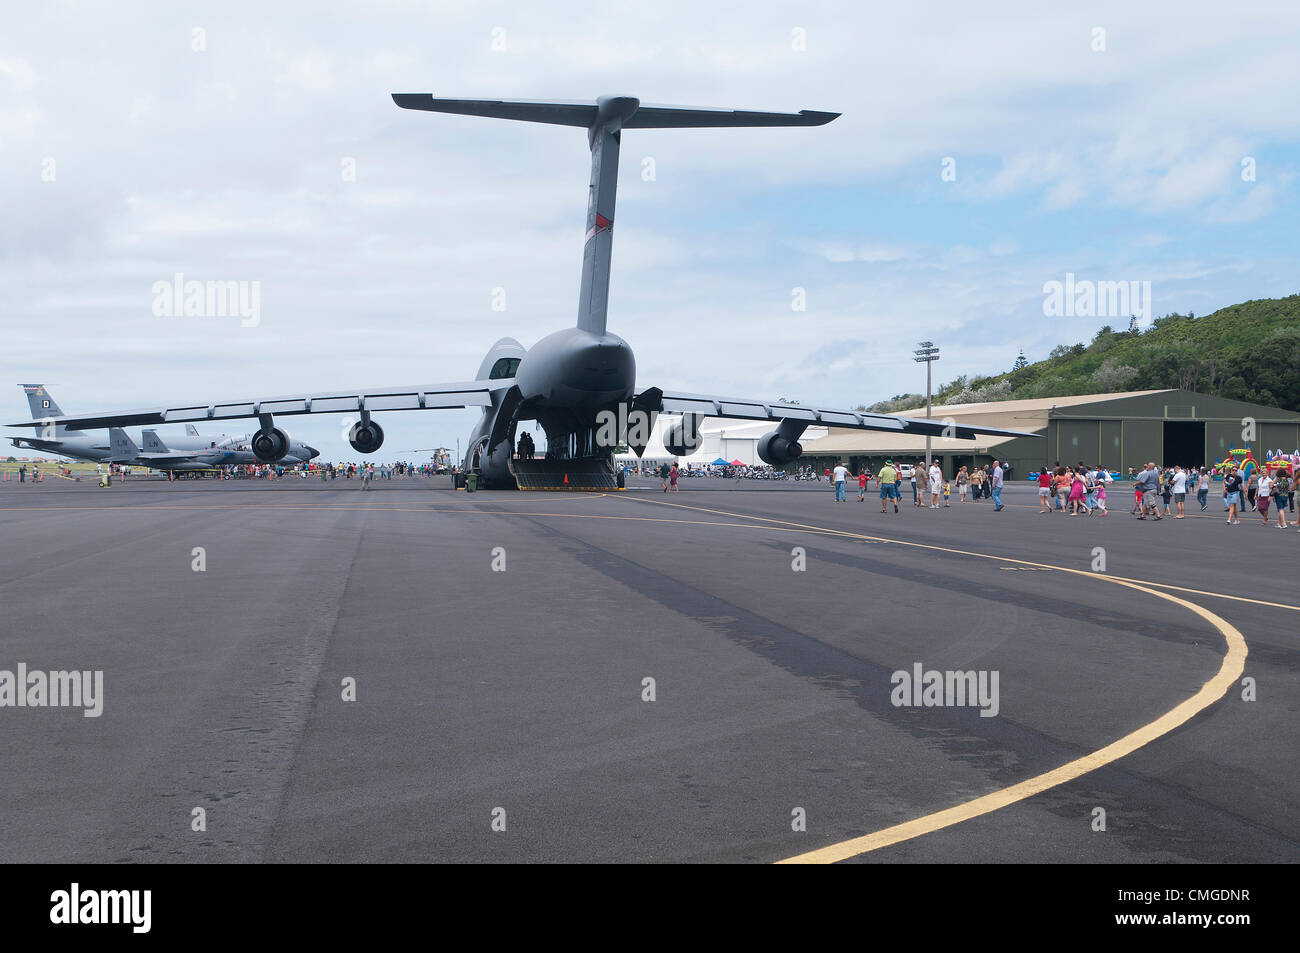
top-left (0, 460), bottom-right (161, 478)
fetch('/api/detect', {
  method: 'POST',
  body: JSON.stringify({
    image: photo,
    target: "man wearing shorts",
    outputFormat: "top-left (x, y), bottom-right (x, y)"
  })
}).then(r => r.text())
top-left (1037, 466), bottom-right (1052, 513)
top-left (878, 460), bottom-right (899, 513)
top-left (1134, 462), bottom-right (1161, 520)
top-left (1171, 465), bottom-right (1188, 518)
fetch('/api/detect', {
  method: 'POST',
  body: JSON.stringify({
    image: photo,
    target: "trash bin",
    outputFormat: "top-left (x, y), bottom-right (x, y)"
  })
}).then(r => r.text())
top-left (466, 472), bottom-right (478, 492)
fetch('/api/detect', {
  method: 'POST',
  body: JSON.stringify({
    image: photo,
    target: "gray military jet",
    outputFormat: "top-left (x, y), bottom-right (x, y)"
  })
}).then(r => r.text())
top-left (10, 96), bottom-right (1033, 489)
top-left (109, 428), bottom-right (318, 472)
top-left (11, 385), bottom-right (317, 471)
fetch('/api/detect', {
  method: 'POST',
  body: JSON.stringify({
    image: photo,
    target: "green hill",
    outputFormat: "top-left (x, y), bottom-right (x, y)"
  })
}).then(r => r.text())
top-left (923, 294), bottom-right (1300, 412)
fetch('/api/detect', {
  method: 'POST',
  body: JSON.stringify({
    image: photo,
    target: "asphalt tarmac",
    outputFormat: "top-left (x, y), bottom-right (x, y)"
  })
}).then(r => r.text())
top-left (0, 472), bottom-right (1295, 863)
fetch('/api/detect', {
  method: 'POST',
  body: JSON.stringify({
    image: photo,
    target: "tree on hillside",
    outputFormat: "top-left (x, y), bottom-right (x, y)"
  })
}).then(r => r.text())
top-left (951, 379), bottom-right (1013, 404)
top-left (863, 393), bottom-right (923, 413)
top-left (1092, 358), bottom-right (1137, 391)
top-left (1012, 350), bottom-right (1028, 370)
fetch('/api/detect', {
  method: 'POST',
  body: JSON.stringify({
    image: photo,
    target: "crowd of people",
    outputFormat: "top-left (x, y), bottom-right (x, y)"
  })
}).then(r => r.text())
top-left (816, 457), bottom-right (1299, 529)
top-left (828, 459), bottom-right (1008, 512)
top-left (622, 461), bottom-right (785, 480)
top-left (5, 459), bottom-right (446, 486)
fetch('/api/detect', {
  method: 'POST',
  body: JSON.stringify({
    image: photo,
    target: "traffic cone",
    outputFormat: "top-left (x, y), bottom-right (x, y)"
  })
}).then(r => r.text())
top-left (563, 473), bottom-right (569, 485)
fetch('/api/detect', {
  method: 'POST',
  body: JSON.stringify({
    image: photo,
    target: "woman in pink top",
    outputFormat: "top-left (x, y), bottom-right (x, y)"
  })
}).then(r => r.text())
top-left (1068, 470), bottom-right (1088, 515)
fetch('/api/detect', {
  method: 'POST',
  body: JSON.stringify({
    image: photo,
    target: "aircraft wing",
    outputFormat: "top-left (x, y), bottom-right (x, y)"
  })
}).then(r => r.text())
top-left (8, 380), bottom-right (506, 430)
top-left (135, 451), bottom-right (205, 464)
top-left (636, 388), bottom-right (1038, 440)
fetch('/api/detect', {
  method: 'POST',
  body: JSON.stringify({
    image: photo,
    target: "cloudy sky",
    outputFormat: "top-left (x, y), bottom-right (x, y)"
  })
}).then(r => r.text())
top-left (3, 1), bottom-right (1299, 461)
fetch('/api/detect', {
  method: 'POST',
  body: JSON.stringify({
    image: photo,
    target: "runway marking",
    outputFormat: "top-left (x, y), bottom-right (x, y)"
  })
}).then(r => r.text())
top-left (608, 495), bottom-right (1249, 863)
top-left (624, 497), bottom-right (1300, 614)
top-left (0, 485), bottom-right (1259, 860)
top-left (7, 492), bottom-right (1297, 613)
top-left (0, 502), bottom-right (858, 537)
top-left (777, 580), bottom-right (1246, 863)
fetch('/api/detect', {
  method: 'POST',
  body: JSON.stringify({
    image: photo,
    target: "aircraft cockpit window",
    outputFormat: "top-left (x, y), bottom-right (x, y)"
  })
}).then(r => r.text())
top-left (489, 357), bottom-right (521, 379)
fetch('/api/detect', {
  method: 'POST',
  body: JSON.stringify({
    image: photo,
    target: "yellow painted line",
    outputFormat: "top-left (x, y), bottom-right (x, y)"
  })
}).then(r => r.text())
top-left (0, 502), bottom-right (852, 536)
top-left (625, 496), bottom-right (1300, 614)
top-left (0, 484), bottom-right (1257, 859)
top-left (778, 579), bottom-right (1246, 863)
top-left (606, 496), bottom-right (1250, 862)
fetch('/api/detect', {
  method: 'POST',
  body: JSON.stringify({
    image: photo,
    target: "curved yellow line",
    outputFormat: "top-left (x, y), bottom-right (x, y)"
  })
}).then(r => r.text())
top-left (777, 579), bottom-right (1247, 863)
top-left (609, 496), bottom-right (1250, 863)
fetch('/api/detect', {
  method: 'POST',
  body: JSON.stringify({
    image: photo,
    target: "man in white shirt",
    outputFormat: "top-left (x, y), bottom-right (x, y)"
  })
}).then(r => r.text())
top-left (833, 461), bottom-right (848, 502)
top-left (928, 462), bottom-right (943, 508)
top-left (1171, 466), bottom-right (1188, 518)
top-left (990, 460), bottom-right (1005, 511)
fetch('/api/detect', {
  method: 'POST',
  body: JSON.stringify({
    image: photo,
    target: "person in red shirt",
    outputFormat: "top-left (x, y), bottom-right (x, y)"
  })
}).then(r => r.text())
top-left (1037, 466), bottom-right (1052, 513)
top-left (857, 468), bottom-right (873, 502)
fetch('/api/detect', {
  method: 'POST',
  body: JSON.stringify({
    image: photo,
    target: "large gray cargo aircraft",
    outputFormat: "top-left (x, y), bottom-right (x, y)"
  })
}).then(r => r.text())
top-left (11, 96), bottom-right (1033, 489)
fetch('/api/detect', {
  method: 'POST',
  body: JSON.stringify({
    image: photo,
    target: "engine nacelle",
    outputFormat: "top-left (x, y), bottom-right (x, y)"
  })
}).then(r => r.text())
top-left (349, 420), bottom-right (385, 454)
top-left (664, 414), bottom-right (704, 457)
top-left (251, 427), bottom-right (290, 463)
top-left (757, 430), bottom-right (803, 467)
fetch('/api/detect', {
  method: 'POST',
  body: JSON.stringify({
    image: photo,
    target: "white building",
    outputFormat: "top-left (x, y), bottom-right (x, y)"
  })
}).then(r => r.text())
top-left (615, 415), bottom-right (828, 468)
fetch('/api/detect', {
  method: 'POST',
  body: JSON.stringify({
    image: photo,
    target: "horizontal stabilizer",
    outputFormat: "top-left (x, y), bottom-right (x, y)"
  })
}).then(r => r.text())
top-left (392, 95), bottom-right (838, 130)
top-left (625, 105), bottom-right (839, 128)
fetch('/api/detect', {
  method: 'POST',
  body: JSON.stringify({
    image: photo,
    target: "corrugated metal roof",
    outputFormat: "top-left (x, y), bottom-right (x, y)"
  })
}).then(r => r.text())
top-left (883, 390), bottom-right (1168, 417)
top-left (802, 390), bottom-right (1170, 454)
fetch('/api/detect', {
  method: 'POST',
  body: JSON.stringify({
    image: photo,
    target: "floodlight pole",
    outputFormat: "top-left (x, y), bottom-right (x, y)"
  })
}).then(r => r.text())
top-left (914, 341), bottom-right (940, 469)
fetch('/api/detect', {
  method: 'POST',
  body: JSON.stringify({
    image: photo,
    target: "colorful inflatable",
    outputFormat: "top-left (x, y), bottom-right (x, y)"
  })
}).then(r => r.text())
top-left (1212, 447), bottom-right (1261, 480)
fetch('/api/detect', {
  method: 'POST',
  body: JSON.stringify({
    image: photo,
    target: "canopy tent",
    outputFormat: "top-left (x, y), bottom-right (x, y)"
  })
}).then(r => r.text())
top-left (711, 457), bottom-right (730, 466)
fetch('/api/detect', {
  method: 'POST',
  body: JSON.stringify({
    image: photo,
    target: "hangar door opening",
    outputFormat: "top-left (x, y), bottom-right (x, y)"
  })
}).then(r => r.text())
top-left (1163, 421), bottom-right (1205, 467)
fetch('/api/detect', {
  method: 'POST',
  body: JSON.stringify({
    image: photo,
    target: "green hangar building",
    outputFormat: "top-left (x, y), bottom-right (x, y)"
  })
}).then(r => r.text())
top-left (797, 389), bottom-right (1300, 479)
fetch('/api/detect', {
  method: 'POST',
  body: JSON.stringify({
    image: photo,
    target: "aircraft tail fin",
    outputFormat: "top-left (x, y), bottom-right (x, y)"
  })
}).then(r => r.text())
top-left (21, 385), bottom-right (81, 436)
top-left (142, 430), bottom-right (169, 453)
top-left (109, 428), bottom-right (138, 462)
top-left (185, 424), bottom-right (200, 436)
top-left (393, 95), bottom-right (838, 338)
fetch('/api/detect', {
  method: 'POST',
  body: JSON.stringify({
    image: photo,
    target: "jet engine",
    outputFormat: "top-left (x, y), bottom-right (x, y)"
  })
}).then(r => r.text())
top-left (349, 420), bottom-right (385, 454)
top-left (251, 427), bottom-right (291, 463)
top-left (664, 414), bottom-right (704, 457)
top-left (757, 429), bottom-right (803, 467)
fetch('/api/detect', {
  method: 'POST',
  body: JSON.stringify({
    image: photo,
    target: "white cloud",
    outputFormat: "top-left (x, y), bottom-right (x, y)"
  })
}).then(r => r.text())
top-left (2, 1), bottom-right (1299, 461)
